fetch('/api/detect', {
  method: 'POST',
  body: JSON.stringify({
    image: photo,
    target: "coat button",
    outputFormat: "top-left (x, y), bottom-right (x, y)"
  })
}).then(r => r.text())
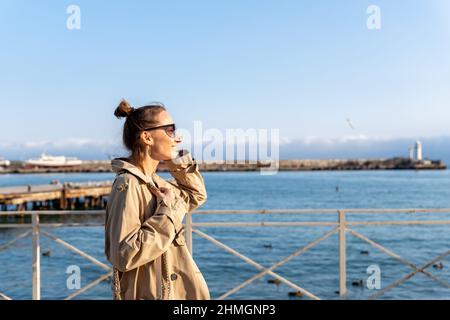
top-left (170, 273), bottom-right (178, 281)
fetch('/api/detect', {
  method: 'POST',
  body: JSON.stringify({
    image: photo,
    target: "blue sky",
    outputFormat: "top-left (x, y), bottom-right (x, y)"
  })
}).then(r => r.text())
top-left (1, 1), bottom-right (450, 161)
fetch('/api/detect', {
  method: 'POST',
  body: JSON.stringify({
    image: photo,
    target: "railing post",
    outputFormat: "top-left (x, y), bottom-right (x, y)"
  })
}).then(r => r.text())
top-left (338, 210), bottom-right (347, 298)
top-left (32, 213), bottom-right (41, 300)
top-left (185, 212), bottom-right (193, 255)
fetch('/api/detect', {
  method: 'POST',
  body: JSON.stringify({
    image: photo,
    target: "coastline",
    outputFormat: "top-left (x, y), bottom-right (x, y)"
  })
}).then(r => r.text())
top-left (0, 157), bottom-right (446, 174)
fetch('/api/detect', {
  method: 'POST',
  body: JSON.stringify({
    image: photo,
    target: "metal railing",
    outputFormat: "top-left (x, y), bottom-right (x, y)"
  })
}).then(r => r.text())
top-left (0, 208), bottom-right (449, 300)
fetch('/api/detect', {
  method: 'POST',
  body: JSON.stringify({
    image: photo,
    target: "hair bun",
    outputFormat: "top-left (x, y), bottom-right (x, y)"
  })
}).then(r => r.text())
top-left (114, 100), bottom-right (135, 118)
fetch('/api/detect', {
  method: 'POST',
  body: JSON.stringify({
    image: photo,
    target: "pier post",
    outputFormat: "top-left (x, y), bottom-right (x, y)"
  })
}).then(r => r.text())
top-left (338, 210), bottom-right (347, 298)
top-left (93, 197), bottom-right (100, 209)
top-left (60, 188), bottom-right (67, 210)
top-left (84, 197), bottom-right (90, 209)
top-left (185, 212), bottom-right (193, 255)
top-left (32, 213), bottom-right (41, 300)
top-left (69, 199), bottom-right (75, 210)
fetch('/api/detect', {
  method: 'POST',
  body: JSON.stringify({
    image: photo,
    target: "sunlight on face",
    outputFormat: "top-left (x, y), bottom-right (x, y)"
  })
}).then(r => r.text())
top-left (148, 111), bottom-right (180, 161)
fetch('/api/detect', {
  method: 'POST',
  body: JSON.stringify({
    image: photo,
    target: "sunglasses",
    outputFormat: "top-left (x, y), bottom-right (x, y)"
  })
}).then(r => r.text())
top-left (143, 123), bottom-right (177, 138)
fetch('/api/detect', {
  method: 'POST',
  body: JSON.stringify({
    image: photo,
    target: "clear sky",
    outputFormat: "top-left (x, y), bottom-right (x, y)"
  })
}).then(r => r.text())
top-left (1, 0), bottom-right (449, 160)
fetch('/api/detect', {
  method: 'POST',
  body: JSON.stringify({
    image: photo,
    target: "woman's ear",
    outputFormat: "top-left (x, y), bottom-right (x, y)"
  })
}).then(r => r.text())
top-left (140, 131), bottom-right (153, 146)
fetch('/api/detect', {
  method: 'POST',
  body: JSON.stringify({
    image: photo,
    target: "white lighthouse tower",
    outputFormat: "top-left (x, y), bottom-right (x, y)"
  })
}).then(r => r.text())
top-left (413, 140), bottom-right (423, 162)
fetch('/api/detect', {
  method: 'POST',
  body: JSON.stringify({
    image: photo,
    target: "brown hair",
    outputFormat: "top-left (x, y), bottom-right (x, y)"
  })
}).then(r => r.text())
top-left (114, 100), bottom-right (166, 163)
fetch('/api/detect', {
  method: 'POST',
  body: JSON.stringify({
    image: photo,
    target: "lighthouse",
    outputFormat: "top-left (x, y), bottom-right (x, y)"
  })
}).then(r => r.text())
top-left (413, 141), bottom-right (423, 162)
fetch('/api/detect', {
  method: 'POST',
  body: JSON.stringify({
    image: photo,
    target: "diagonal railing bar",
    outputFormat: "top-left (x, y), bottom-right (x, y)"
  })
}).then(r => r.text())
top-left (369, 250), bottom-right (450, 300)
top-left (0, 291), bottom-right (12, 300)
top-left (347, 228), bottom-right (424, 269)
top-left (0, 230), bottom-right (32, 252)
top-left (347, 228), bottom-right (450, 296)
top-left (192, 228), bottom-right (320, 300)
top-left (0, 230), bottom-right (33, 300)
top-left (41, 231), bottom-right (111, 271)
top-left (219, 227), bottom-right (339, 300)
top-left (64, 272), bottom-right (112, 300)
top-left (347, 228), bottom-right (450, 287)
top-left (40, 230), bottom-right (112, 300)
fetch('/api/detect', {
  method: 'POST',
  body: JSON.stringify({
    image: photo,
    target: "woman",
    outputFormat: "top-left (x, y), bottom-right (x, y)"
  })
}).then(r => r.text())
top-left (105, 100), bottom-right (210, 300)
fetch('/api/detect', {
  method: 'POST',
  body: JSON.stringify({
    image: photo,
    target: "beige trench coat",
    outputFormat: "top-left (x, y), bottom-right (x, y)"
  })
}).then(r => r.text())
top-left (104, 151), bottom-right (210, 300)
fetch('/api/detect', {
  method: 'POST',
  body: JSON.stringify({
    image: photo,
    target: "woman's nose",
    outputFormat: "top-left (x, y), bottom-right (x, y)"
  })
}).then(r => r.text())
top-left (175, 135), bottom-right (182, 143)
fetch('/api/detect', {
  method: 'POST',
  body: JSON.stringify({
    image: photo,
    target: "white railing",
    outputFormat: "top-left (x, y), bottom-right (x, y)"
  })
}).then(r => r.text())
top-left (0, 209), bottom-right (449, 300)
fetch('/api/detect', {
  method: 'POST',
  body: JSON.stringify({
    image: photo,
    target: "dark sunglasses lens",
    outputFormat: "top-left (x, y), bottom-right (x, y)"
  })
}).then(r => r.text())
top-left (165, 124), bottom-right (176, 137)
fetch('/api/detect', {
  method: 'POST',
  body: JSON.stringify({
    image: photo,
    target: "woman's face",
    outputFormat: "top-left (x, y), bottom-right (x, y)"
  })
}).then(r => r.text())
top-left (146, 110), bottom-right (181, 161)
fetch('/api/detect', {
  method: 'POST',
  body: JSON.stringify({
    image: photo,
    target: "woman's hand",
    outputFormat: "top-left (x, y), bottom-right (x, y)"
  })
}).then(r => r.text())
top-left (151, 186), bottom-right (176, 208)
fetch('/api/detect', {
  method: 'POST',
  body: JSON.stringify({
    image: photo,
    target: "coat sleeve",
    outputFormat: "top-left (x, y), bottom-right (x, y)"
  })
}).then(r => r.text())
top-left (105, 175), bottom-right (187, 272)
top-left (164, 150), bottom-right (207, 213)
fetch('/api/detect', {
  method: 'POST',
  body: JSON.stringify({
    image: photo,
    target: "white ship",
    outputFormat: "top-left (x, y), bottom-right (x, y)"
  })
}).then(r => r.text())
top-left (24, 153), bottom-right (83, 168)
top-left (0, 157), bottom-right (10, 167)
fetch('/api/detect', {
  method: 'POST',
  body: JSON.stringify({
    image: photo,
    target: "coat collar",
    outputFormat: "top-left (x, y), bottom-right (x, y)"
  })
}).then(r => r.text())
top-left (111, 158), bottom-right (161, 186)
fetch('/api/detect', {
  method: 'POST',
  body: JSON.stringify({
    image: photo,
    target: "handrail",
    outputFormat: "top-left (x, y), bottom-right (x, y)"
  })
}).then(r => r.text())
top-left (1, 208), bottom-right (450, 216)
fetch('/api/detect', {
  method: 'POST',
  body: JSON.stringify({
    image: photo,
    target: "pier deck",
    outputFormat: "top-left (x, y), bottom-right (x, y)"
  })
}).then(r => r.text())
top-left (0, 182), bottom-right (112, 210)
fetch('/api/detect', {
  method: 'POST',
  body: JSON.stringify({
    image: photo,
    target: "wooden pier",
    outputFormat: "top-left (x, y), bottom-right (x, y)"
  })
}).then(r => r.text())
top-left (0, 181), bottom-right (112, 211)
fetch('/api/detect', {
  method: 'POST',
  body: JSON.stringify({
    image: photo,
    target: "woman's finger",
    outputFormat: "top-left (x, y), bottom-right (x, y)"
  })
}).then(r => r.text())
top-left (148, 185), bottom-right (163, 198)
top-left (153, 191), bottom-right (164, 199)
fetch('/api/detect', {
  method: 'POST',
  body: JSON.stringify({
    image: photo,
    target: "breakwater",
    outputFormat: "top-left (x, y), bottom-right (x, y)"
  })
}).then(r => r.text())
top-left (0, 157), bottom-right (446, 174)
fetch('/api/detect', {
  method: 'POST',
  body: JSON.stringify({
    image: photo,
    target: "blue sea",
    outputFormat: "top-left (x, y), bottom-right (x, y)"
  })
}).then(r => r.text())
top-left (0, 170), bottom-right (449, 300)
